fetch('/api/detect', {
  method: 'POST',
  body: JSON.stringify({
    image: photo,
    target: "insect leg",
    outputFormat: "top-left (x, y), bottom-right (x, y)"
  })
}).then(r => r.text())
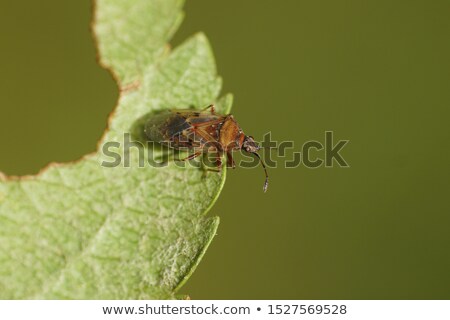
top-left (226, 151), bottom-right (236, 169)
top-left (202, 104), bottom-right (216, 114)
top-left (201, 151), bottom-right (222, 178)
top-left (215, 151), bottom-right (223, 171)
top-left (202, 151), bottom-right (223, 173)
top-left (180, 151), bottom-right (202, 161)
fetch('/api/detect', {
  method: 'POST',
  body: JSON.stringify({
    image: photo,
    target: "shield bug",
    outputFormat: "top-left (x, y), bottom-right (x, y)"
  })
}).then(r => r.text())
top-left (145, 105), bottom-right (269, 192)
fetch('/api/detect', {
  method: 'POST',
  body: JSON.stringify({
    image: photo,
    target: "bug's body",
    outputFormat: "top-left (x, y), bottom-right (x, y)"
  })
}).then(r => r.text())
top-left (145, 105), bottom-right (269, 192)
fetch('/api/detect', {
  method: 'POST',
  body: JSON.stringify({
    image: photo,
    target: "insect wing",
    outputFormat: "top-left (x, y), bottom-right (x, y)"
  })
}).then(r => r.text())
top-left (173, 110), bottom-right (225, 144)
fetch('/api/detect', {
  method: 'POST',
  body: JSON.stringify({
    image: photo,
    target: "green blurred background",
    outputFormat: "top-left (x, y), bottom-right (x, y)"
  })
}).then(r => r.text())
top-left (1, 0), bottom-right (449, 299)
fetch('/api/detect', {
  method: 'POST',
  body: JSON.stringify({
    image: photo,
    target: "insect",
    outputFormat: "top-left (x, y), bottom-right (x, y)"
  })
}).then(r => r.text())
top-left (145, 104), bottom-right (269, 192)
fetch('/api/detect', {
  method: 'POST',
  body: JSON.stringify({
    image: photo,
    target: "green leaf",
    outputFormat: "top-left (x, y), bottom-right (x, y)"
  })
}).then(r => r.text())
top-left (0, 0), bottom-right (231, 299)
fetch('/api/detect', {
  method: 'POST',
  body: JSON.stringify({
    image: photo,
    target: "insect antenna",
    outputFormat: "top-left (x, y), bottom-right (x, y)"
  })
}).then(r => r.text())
top-left (253, 152), bottom-right (269, 193)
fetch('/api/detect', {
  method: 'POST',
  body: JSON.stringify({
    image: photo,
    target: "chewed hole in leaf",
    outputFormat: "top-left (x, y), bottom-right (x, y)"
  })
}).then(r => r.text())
top-left (0, 0), bottom-right (230, 299)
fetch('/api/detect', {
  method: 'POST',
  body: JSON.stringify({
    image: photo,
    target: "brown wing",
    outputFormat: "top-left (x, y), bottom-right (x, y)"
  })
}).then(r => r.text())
top-left (183, 111), bottom-right (226, 151)
top-left (156, 110), bottom-right (227, 150)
